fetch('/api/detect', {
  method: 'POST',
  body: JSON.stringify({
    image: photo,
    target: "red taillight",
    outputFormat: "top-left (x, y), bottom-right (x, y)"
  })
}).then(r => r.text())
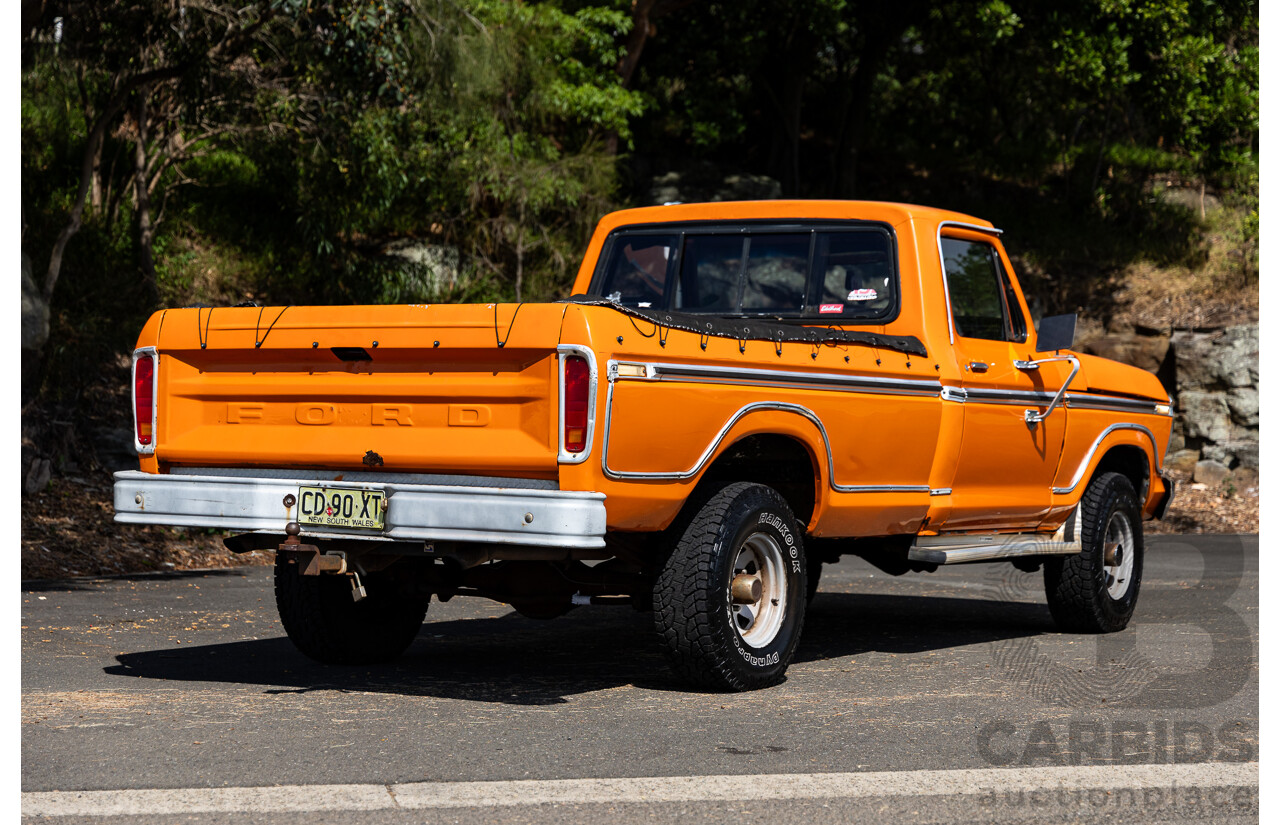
top-left (563, 356), bottom-right (589, 453)
top-left (134, 354), bottom-right (155, 447)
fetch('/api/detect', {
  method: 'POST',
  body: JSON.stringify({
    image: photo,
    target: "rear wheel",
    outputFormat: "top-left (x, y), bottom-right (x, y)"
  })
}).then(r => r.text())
top-left (274, 554), bottom-right (428, 664)
top-left (654, 482), bottom-right (807, 691)
top-left (1044, 472), bottom-right (1144, 632)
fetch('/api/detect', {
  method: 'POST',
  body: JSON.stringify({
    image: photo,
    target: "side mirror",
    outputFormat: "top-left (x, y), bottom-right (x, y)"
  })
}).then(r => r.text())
top-left (1035, 313), bottom-right (1077, 352)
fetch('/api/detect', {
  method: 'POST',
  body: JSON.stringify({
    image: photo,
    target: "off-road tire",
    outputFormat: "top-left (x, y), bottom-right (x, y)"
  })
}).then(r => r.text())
top-left (1044, 471), bottom-right (1144, 633)
top-left (274, 554), bottom-right (428, 664)
top-left (654, 482), bottom-right (808, 691)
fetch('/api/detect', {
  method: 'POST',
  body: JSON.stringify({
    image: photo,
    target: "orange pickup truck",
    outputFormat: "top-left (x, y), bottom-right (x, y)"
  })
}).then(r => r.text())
top-left (114, 200), bottom-right (1174, 691)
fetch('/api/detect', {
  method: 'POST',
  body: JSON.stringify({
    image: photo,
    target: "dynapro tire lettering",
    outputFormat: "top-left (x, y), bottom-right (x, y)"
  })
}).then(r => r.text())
top-left (732, 633), bottom-right (781, 667)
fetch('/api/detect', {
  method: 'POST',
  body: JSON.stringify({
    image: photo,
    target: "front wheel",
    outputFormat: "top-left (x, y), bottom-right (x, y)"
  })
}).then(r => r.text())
top-left (654, 482), bottom-right (807, 691)
top-left (1044, 472), bottom-right (1144, 632)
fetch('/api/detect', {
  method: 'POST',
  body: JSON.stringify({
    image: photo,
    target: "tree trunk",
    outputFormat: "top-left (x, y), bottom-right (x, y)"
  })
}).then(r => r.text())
top-left (90, 140), bottom-right (105, 212)
top-left (618, 0), bottom-right (657, 88)
top-left (133, 85), bottom-right (159, 304)
top-left (514, 202), bottom-right (526, 302)
top-left (834, 11), bottom-right (904, 198)
top-left (607, 0), bottom-right (692, 155)
top-left (43, 98), bottom-right (127, 304)
top-left (1088, 107), bottom-right (1113, 201)
top-left (40, 63), bottom-right (187, 306)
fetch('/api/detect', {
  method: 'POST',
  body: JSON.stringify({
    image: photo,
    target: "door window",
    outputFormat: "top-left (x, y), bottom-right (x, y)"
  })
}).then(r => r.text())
top-left (941, 238), bottom-right (1013, 341)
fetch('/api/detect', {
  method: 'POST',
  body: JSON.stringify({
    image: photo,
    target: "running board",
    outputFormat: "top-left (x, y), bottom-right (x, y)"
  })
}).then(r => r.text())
top-left (909, 508), bottom-right (1081, 565)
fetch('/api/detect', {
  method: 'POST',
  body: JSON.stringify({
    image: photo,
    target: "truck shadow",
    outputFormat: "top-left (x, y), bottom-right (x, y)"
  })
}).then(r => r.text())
top-left (103, 592), bottom-right (1052, 705)
top-left (23, 567), bottom-right (256, 593)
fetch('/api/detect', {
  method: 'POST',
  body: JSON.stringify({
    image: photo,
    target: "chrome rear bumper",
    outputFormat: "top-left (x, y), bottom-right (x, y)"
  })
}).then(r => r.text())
top-left (113, 470), bottom-right (607, 549)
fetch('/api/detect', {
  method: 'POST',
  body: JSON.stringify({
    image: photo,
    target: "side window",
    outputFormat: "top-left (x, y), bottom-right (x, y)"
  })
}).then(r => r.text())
top-left (675, 233), bottom-right (807, 315)
top-left (741, 234), bottom-right (808, 313)
top-left (941, 238), bottom-right (1011, 341)
top-left (676, 235), bottom-right (744, 312)
top-left (811, 231), bottom-right (895, 319)
top-left (594, 234), bottom-right (678, 308)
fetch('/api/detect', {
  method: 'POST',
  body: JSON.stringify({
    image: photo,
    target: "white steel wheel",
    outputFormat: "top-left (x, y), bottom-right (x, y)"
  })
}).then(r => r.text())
top-left (1103, 510), bottom-right (1136, 599)
top-left (730, 533), bottom-right (789, 648)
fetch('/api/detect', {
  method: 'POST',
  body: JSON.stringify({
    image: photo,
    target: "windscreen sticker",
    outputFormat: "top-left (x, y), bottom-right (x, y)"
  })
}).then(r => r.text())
top-left (819, 303), bottom-right (845, 314)
top-left (847, 288), bottom-right (878, 301)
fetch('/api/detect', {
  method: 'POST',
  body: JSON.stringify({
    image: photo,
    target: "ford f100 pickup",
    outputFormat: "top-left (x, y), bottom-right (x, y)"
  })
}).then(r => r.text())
top-left (114, 200), bottom-right (1175, 691)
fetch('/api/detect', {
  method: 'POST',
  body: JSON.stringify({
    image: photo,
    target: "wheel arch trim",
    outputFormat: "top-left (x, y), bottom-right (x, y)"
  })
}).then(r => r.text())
top-left (1052, 423), bottom-right (1160, 497)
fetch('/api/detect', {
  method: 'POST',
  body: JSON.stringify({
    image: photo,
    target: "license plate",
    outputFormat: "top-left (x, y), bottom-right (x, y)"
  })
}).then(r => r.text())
top-left (297, 486), bottom-right (386, 530)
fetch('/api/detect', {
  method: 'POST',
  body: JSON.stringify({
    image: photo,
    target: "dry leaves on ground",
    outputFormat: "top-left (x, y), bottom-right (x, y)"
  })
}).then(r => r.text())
top-left (1145, 467), bottom-right (1258, 536)
top-left (21, 474), bottom-right (271, 581)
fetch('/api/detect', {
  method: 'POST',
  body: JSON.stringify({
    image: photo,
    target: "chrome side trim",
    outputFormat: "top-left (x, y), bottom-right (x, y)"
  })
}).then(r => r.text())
top-left (131, 346), bottom-right (158, 456)
top-left (113, 470), bottom-right (607, 549)
top-left (557, 344), bottom-right (599, 464)
top-left (599, 372), bottom-right (930, 494)
top-left (612, 360), bottom-right (943, 397)
top-left (930, 488), bottom-right (952, 496)
top-left (1051, 423), bottom-right (1160, 496)
top-left (1065, 393), bottom-right (1164, 415)
top-left (960, 387), bottom-right (1058, 405)
top-left (942, 385), bottom-right (1070, 407)
top-left (948, 382), bottom-right (1166, 416)
top-left (937, 220), bottom-right (1004, 346)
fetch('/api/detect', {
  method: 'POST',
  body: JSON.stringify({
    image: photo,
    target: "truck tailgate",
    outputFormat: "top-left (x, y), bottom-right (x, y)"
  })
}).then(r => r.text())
top-left (148, 303), bottom-right (567, 477)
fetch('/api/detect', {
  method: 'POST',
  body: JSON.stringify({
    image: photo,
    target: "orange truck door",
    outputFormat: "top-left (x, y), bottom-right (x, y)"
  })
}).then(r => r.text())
top-left (938, 232), bottom-right (1069, 530)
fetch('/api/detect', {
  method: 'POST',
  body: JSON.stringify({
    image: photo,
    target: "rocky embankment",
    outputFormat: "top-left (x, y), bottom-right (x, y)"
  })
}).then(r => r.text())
top-left (1082, 324), bottom-right (1258, 492)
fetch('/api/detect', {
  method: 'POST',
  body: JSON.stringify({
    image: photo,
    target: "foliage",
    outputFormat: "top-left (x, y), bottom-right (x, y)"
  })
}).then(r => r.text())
top-left (21, 0), bottom-right (1258, 415)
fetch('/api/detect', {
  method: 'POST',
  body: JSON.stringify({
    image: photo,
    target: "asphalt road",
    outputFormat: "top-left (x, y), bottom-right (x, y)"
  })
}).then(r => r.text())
top-left (21, 535), bottom-right (1258, 823)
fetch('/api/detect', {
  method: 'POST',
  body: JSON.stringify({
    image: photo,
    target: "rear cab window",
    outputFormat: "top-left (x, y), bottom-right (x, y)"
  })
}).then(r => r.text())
top-left (589, 221), bottom-right (899, 323)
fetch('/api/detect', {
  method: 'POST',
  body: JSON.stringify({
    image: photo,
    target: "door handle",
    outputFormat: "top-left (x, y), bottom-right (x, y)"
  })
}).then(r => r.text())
top-left (967, 361), bottom-right (990, 373)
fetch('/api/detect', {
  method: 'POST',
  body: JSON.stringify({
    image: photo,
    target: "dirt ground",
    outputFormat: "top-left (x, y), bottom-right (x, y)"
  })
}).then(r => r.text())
top-left (21, 474), bottom-right (273, 581)
top-left (20, 466), bottom-right (1255, 581)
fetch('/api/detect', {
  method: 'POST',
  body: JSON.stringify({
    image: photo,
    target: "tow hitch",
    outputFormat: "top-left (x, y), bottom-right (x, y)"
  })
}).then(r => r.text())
top-left (278, 521), bottom-right (367, 601)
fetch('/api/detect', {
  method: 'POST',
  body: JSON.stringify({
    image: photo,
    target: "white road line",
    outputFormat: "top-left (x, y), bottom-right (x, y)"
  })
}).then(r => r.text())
top-left (22, 762), bottom-right (1258, 818)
